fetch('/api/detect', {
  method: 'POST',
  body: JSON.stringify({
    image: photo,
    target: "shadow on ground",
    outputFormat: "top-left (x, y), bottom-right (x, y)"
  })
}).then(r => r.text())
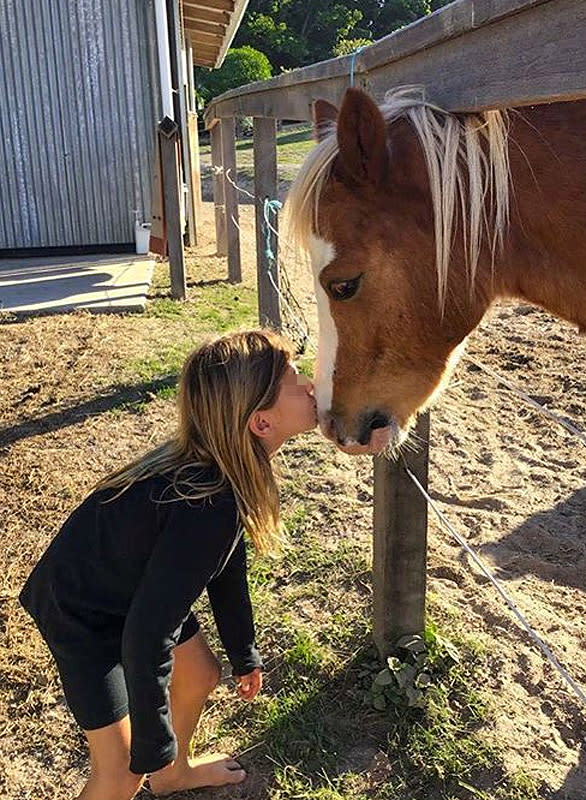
top-left (0, 375), bottom-right (178, 449)
top-left (481, 488), bottom-right (586, 592)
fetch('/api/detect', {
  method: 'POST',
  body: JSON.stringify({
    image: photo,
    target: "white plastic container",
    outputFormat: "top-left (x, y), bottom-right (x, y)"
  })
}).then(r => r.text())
top-left (135, 221), bottom-right (151, 255)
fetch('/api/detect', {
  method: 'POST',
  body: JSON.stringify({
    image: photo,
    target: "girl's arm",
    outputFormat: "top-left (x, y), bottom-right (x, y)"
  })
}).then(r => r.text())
top-left (206, 535), bottom-right (263, 677)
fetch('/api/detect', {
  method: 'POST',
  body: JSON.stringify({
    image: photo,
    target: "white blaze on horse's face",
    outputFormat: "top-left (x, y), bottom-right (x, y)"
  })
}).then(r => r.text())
top-left (308, 233), bottom-right (337, 431)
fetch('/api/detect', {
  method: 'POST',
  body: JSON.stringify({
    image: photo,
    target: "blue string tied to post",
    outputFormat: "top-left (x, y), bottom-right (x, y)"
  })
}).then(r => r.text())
top-left (349, 44), bottom-right (366, 88)
top-left (263, 197), bottom-right (282, 261)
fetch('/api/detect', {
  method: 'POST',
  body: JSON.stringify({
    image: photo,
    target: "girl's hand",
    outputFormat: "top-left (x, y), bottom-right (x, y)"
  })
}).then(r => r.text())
top-left (236, 668), bottom-right (262, 701)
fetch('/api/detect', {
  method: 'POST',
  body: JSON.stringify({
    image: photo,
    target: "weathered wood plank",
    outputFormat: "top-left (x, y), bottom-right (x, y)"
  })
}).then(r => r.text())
top-left (191, 31), bottom-right (223, 45)
top-left (192, 43), bottom-right (218, 58)
top-left (183, 7), bottom-right (230, 25)
top-left (365, 0), bottom-right (586, 112)
top-left (253, 118), bottom-right (281, 329)
top-left (182, 0), bottom-right (233, 12)
top-left (160, 133), bottom-right (186, 299)
top-left (184, 19), bottom-right (226, 35)
top-left (372, 412), bottom-right (430, 657)
top-left (210, 123), bottom-right (227, 257)
top-left (204, 0), bottom-right (586, 126)
top-left (221, 117), bottom-right (241, 283)
top-left (188, 112), bottom-right (203, 232)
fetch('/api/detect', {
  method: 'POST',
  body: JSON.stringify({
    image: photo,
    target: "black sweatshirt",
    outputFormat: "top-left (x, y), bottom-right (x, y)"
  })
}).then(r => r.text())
top-left (19, 469), bottom-right (262, 773)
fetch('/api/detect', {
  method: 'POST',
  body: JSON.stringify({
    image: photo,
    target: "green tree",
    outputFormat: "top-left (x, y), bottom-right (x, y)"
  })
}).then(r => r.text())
top-left (197, 45), bottom-right (272, 103)
top-left (234, 0), bottom-right (453, 71)
top-left (234, 0), bottom-right (365, 70)
top-left (332, 36), bottom-right (372, 57)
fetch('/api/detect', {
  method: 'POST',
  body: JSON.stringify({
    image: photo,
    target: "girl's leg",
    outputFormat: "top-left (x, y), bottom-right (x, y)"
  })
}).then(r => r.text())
top-left (78, 716), bottom-right (145, 800)
top-left (148, 631), bottom-right (246, 795)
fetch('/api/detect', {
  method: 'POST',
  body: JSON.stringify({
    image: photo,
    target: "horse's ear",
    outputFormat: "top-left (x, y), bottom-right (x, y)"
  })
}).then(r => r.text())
top-left (312, 99), bottom-right (338, 142)
top-left (335, 87), bottom-right (388, 186)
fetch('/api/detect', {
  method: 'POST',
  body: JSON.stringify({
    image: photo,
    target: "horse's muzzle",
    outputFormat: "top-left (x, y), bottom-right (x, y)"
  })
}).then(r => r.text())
top-left (320, 409), bottom-right (396, 454)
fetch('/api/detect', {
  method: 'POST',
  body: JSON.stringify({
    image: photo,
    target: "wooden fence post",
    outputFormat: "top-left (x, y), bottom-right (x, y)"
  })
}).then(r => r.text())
top-left (372, 411), bottom-right (430, 657)
top-left (210, 123), bottom-right (227, 257)
top-left (253, 117), bottom-right (281, 328)
top-left (221, 117), bottom-right (241, 283)
top-left (160, 131), bottom-right (186, 300)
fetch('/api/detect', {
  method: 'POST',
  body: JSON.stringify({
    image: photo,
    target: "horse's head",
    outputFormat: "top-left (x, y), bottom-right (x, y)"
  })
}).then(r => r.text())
top-left (288, 88), bottom-right (509, 454)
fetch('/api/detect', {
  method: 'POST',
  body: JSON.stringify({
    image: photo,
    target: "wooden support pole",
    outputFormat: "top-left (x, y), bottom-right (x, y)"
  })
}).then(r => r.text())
top-left (160, 131), bottom-right (186, 299)
top-left (188, 111), bottom-right (203, 237)
top-left (210, 123), bottom-right (227, 257)
top-left (185, 39), bottom-right (198, 246)
top-left (372, 411), bottom-right (430, 658)
top-left (221, 117), bottom-right (241, 283)
top-left (253, 117), bottom-right (281, 329)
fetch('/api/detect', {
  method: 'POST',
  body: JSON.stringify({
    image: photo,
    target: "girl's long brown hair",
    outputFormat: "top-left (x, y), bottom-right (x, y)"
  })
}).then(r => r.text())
top-left (96, 329), bottom-right (295, 554)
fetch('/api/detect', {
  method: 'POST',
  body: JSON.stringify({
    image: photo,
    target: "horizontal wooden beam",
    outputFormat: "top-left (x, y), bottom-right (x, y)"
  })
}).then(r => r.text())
top-left (204, 0), bottom-right (586, 127)
top-left (183, 0), bottom-right (233, 13)
top-left (183, 6), bottom-right (229, 25)
top-left (194, 57), bottom-right (216, 67)
top-left (192, 40), bottom-right (218, 52)
top-left (193, 46), bottom-right (219, 61)
top-left (185, 19), bottom-right (226, 35)
top-left (191, 31), bottom-right (223, 45)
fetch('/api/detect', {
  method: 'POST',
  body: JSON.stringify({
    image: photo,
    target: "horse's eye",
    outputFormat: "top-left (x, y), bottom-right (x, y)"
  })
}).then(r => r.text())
top-left (328, 274), bottom-right (363, 301)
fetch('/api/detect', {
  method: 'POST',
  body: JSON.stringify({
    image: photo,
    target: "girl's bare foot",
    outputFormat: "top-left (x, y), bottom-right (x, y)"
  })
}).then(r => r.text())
top-left (148, 752), bottom-right (246, 795)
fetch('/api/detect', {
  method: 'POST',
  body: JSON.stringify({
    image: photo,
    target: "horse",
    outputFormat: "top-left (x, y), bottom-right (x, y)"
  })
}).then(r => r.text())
top-left (285, 86), bottom-right (586, 455)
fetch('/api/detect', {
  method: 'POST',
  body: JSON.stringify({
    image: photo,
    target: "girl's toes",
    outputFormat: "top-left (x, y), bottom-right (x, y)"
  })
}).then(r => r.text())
top-left (227, 767), bottom-right (246, 784)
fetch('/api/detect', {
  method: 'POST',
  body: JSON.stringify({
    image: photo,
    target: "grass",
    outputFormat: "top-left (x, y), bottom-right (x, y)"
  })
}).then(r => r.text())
top-left (200, 123), bottom-right (315, 169)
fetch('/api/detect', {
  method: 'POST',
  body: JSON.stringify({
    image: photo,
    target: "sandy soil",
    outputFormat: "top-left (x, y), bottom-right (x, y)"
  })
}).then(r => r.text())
top-left (1, 202), bottom-right (585, 798)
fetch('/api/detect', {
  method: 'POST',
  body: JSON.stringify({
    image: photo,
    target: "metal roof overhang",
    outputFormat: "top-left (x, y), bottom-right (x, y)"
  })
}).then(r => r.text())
top-left (181, 0), bottom-right (250, 68)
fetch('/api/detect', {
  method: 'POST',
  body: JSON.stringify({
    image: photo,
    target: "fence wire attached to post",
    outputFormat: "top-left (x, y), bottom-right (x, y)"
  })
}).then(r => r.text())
top-left (214, 165), bottom-right (312, 354)
top-left (263, 196), bottom-right (310, 354)
top-left (404, 458), bottom-right (586, 709)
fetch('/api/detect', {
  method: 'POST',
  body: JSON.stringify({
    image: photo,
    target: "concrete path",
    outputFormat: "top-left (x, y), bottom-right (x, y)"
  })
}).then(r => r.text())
top-left (0, 254), bottom-right (155, 316)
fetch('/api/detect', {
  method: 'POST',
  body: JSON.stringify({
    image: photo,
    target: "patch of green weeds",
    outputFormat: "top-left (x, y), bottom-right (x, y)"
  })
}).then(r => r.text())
top-left (282, 629), bottom-right (328, 672)
top-left (145, 297), bottom-right (189, 319)
top-left (128, 347), bottom-right (186, 383)
top-left (296, 354), bottom-right (315, 377)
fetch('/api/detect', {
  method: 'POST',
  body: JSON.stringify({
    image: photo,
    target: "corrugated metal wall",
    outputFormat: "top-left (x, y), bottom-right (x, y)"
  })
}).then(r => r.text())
top-left (0, 0), bottom-right (160, 250)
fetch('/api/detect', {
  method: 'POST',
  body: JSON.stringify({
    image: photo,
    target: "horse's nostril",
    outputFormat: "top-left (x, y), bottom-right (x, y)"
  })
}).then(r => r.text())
top-left (368, 412), bottom-right (389, 431)
top-left (357, 411), bottom-right (390, 445)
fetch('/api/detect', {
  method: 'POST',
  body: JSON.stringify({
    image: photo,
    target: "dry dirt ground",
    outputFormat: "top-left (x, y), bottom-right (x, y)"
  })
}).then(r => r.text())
top-left (1, 202), bottom-right (585, 799)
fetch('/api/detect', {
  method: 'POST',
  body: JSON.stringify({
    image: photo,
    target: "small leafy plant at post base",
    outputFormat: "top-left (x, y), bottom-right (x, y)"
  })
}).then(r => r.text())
top-left (366, 625), bottom-right (461, 714)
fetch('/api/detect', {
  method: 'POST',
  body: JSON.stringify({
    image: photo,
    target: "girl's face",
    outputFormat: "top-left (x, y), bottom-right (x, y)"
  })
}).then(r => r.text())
top-left (249, 364), bottom-right (317, 452)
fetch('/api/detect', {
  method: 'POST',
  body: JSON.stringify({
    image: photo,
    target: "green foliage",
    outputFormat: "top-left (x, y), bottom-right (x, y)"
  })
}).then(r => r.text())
top-left (232, 0), bottom-right (454, 71)
top-left (198, 45), bottom-right (272, 103)
top-left (332, 37), bottom-right (372, 57)
top-left (365, 626), bottom-right (464, 713)
top-left (359, 622), bottom-right (503, 791)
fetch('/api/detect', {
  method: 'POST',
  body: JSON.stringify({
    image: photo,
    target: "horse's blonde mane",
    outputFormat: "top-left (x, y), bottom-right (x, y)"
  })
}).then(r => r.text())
top-left (285, 86), bottom-right (510, 309)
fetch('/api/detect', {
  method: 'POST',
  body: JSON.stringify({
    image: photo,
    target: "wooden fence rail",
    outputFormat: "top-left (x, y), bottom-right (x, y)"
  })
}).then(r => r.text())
top-left (200, 0), bottom-right (586, 658)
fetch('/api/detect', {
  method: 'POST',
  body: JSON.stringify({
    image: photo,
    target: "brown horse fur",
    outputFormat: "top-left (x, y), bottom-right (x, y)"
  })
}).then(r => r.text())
top-left (290, 88), bottom-right (586, 451)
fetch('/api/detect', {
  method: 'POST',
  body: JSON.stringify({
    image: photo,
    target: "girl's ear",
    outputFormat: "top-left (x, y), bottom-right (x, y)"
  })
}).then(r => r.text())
top-left (335, 87), bottom-right (389, 187)
top-left (248, 411), bottom-right (272, 439)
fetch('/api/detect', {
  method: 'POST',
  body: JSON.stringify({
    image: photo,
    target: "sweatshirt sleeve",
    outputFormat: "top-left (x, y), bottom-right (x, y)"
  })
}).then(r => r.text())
top-left (206, 535), bottom-right (263, 676)
top-left (121, 491), bottom-right (238, 775)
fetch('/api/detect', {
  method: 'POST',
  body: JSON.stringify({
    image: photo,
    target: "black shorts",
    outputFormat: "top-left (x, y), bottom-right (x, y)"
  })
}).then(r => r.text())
top-left (47, 613), bottom-right (200, 731)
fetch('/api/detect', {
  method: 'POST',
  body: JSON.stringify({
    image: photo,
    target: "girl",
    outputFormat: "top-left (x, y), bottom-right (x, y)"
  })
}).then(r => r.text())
top-left (19, 329), bottom-right (317, 800)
